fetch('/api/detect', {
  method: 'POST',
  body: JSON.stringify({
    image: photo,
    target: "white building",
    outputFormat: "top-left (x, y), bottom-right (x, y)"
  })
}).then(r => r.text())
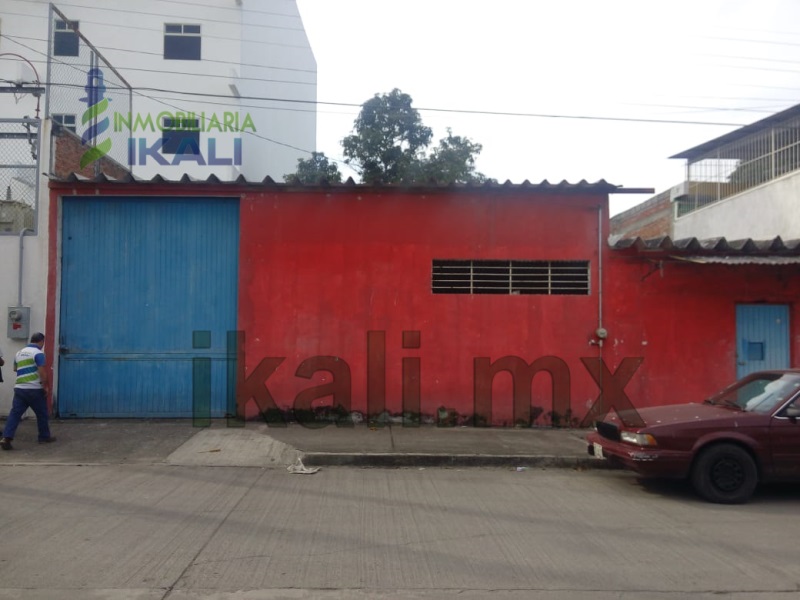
top-left (1, 0), bottom-right (317, 180)
top-left (671, 103), bottom-right (800, 241)
top-left (0, 0), bottom-right (316, 412)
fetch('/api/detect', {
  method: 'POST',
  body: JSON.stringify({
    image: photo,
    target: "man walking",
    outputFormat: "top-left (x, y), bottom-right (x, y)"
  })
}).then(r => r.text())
top-left (0, 332), bottom-right (56, 450)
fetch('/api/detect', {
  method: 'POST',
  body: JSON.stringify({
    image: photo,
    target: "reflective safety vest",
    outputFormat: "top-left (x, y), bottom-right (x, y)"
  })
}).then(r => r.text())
top-left (15, 345), bottom-right (44, 389)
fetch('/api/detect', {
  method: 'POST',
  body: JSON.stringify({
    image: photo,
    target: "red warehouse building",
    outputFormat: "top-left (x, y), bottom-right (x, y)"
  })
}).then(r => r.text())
top-left (45, 176), bottom-right (800, 425)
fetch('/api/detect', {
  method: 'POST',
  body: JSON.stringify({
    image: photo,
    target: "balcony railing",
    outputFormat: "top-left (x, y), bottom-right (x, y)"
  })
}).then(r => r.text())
top-left (677, 117), bottom-right (800, 217)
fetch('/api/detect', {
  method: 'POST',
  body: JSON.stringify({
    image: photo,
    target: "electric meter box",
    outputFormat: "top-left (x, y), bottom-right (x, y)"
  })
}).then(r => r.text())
top-left (7, 306), bottom-right (30, 340)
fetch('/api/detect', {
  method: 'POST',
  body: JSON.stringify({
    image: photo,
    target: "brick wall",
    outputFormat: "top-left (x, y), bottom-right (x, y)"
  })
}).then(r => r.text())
top-left (52, 126), bottom-right (129, 180)
top-left (610, 189), bottom-right (672, 239)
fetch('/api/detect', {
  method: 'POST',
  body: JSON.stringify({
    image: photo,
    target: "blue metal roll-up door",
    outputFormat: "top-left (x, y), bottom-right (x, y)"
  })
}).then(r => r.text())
top-left (58, 196), bottom-right (239, 417)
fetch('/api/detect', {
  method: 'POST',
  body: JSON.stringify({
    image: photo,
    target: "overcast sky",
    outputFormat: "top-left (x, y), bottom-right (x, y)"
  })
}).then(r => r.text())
top-left (296, 0), bottom-right (800, 215)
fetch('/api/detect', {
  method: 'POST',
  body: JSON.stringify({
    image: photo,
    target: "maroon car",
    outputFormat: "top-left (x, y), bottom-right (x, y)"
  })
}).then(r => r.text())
top-left (586, 370), bottom-right (800, 504)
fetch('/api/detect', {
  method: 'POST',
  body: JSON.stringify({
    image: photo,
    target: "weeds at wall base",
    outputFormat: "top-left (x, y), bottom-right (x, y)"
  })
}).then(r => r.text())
top-left (236, 405), bottom-right (583, 429)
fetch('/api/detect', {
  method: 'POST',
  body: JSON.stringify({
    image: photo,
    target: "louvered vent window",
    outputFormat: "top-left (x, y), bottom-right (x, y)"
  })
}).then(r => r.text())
top-left (432, 260), bottom-right (590, 295)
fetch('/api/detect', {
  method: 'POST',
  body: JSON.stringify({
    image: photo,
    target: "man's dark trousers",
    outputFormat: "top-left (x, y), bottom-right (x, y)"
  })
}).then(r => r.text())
top-left (3, 388), bottom-right (51, 441)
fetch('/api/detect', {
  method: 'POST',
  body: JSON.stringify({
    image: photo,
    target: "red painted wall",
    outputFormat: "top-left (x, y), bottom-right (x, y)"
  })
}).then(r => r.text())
top-left (46, 182), bottom-right (800, 425)
top-left (605, 254), bottom-right (800, 411)
top-left (239, 189), bottom-right (611, 425)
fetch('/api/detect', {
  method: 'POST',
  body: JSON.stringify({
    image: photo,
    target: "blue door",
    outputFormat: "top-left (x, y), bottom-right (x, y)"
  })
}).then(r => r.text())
top-left (58, 196), bottom-right (239, 417)
top-left (735, 304), bottom-right (790, 378)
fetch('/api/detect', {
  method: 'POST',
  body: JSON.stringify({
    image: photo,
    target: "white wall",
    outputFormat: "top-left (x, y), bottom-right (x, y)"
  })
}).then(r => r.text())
top-left (0, 0), bottom-right (48, 411)
top-left (239, 0), bottom-right (316, 181)
top-left (674, 170), bottom-right (800, 240)
top-left (0, 229), bottom-right (49, 413)
top-left (0, 117), bottom-right (51, 415)
top-left (0, 0), bottom-right (317, 180)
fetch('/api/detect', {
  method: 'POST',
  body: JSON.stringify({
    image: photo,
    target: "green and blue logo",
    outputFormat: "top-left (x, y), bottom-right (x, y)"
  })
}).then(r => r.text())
top-left (78, 66), bottom-right (255, 168)
top-left (79, 67), bottom-right (112, 169)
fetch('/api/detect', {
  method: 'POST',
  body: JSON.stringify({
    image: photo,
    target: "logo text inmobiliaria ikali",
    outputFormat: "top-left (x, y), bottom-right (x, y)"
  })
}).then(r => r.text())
top-left (79, 68), bottom-right (255, 168)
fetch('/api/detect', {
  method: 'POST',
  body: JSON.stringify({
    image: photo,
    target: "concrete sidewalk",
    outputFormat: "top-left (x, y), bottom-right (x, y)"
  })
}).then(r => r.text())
top-left (0, 418), bottom-right (602, 469)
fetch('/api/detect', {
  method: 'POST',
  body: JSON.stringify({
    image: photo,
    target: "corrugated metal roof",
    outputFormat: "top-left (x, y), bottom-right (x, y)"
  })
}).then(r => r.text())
top-left (672, 256), bottom-right (800, 265)
top-left (49, 173), bottom-right (653, 195)
top-left (611, 235), bottom-right (800, 259)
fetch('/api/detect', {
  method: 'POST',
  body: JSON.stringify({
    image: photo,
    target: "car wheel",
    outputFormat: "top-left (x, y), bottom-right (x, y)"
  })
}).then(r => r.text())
top-left (691, 443), bottom-right (758, 504)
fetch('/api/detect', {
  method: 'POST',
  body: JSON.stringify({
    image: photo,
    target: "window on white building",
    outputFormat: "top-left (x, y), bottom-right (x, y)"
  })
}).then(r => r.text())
top-left (54, 19), bottom-right (79, 57)
top-left (162, 117), bottom-right (200, 154)
top-left (53, 114), bottom-right (77, 133)
top-left (164, 24), bottom-right (201, 60)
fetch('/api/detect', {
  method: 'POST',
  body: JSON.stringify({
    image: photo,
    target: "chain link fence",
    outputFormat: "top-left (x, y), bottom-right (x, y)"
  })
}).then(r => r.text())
top-left (46, 4), bottom-right (132, 176)
top-left (0, 119), bottom-right (39, 235)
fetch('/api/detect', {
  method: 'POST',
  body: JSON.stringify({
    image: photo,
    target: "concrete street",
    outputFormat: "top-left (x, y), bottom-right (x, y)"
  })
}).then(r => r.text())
top-left (1, 459), bottom-right (799, 598)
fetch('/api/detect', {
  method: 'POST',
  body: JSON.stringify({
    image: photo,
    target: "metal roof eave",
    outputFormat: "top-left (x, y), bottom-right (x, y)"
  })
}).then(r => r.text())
top-left (48, 174), bottom-right (652, 195)
top-left (669, 255), bottom-right (800, 265)
top-left (611, 235), bottom-right (800, 258)
top-left (670, 102), bottom-right (800, 161)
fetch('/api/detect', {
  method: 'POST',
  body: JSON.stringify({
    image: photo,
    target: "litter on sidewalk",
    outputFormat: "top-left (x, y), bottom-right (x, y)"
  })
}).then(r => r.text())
top-left (287, 458), bottom-right (320, 474)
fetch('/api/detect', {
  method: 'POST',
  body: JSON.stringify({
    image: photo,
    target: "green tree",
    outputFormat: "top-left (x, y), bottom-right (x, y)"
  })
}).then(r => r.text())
top-left (291, 89), bottom-right (490, 186)
top-left (341, 88), bottom-right (433, 184)
top-left (420, 128), bottom-right (489, 184)
top-left (284, 152), bottom-right (342, 184)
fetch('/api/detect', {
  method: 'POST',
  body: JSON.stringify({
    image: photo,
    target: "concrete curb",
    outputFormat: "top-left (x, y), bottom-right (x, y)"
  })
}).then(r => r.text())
top-left (302, 452), bottom-right (620, 469)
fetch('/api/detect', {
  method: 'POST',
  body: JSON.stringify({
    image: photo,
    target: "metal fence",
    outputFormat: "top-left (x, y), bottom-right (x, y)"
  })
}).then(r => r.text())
top-left (46, 4), bottom-right (132, 175)
top-left (0, 118), bottom-right (39, 235)
top-left (678, 115), bottom-right (800, 217)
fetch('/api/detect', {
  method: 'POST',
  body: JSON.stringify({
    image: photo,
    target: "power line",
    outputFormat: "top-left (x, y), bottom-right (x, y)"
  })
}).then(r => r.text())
top-left (1, 34), bottom-right (327, 164)
top-left (0, 46), bottom-right (315, 88)
top-left (0, 42), bottom-right (753, 128)
top-left (142, 0), bottom-right (304, 20)
top-left (704, 35), bottom-right (800, 49)
top-left (141, 92), bottom-right (353, 117)
top-left (0, 33), bottom-right (768, 128)
top-left (710, 25), bottom-right (800, 40)
top-left (6, 20), bottom-right (791, 136)
top-left (614, 101), bottom-right (776, 115)
top-left (707, 62), bottom-right (800, 76)
top-left (140, 92), bottom-right (779, 120)
top-left (8, 49), bottom-right (796, 115)
top-left (5, 35), bottom-right (799, 113)
top-left (13, 2), bottom-right (800, 74)
top-left (1, 32), bottom-right (317, 75)
top-left (36, 77), bottom-right (785, 123)
top-left (10, 0), bottom-right (306, 32)
top-left (726, 81), bottom-right (800, 92)
top-left (8, 10), bottom-right (800, 104)
top-left (35, 78), bottom-right (750, 127)
top-left (661, 93), bottom-right (800, 103)
top-left (0, 9), bottom-right (311, 50)
top-left (699, 52), bottom-right (800, 67)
